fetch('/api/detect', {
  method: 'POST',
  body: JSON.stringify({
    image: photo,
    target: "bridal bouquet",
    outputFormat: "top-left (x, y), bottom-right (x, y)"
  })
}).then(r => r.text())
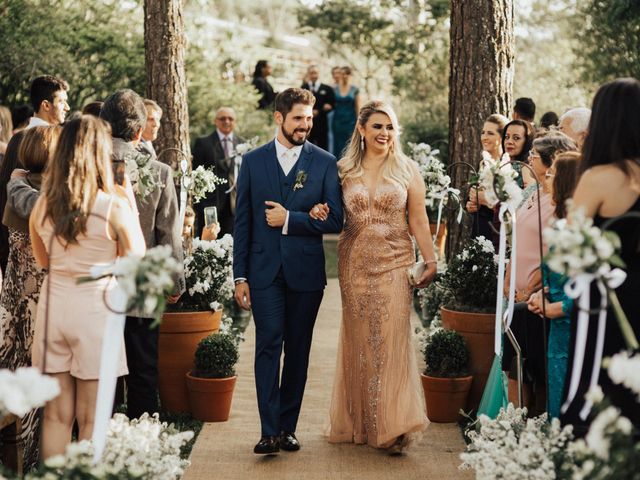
top-left (470, 155), bottom-right (522, 212)
top-left (179, 165), bottom-right (226, 204)
top-left (82, 245), bottom-right (181, 325)
top-left (124, 151), bottom-right (162, 198)
top-left (30, 413), bottom-right (193, 480)
top-left (177, 235), bottom-right (234, 312)
top-left (0, 367), bottom-right (60, 417)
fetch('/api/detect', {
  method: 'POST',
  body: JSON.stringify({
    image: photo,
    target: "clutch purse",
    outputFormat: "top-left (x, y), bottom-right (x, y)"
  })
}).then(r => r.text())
top-left (407, 261), bottom-right (426, 287)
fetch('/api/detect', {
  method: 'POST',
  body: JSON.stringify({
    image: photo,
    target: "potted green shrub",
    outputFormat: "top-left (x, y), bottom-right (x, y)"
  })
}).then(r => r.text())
top-left (186, 332), bottom-right (239, 422)
top-left (439, 236), bottom-right (498, 410)
top-left (420, 328), bottom-right (473, 423)
top-left (159, 235), bottom-right (235, 413)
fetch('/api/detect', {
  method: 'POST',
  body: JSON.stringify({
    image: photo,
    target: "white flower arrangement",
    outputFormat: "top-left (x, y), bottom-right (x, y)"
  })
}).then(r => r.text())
top-left (0, 367), bottom-right (60, 417)
top-left (472, 154), bottom-right (523, 212)
top-left (232, 136), bottom-right (259, 158)
top-left (124, 151), bottom-right (162, 198)
top-left (409, 142), bottom-right (463, 222)
top-left (83, 245), bottom-right (181, 326)
top-left (179, 235), bottom-right (234, 311)
top-left (605, 351), bottom-right (640, 400)
top-left (29, 413), bottom-right (193, 479)
top-left (181, 165), bottom-right (226, 204)
top-left (460, 404), bottom-right (574, 479)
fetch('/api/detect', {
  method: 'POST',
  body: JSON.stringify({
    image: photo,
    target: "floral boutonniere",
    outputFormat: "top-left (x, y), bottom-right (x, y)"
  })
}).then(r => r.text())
top-left (293, 170), bottom-right (308, 191)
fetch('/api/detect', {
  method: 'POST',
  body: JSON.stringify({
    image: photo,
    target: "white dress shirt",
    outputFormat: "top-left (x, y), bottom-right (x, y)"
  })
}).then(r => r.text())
top-left (307, 81), bottom-right (320, 93)
top-left (26, 116), bottom-right (49, 129)
top-left (274, 138), bottom-right (303, 235)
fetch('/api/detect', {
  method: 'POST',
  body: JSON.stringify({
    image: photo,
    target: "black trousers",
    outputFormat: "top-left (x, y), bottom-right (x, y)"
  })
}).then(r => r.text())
top-left (124, 316), bottom-right (159, 419)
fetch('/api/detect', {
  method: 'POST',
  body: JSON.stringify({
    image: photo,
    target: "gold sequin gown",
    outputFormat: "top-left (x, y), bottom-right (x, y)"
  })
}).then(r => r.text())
top-left (328, 177), bottom-right (428, 448)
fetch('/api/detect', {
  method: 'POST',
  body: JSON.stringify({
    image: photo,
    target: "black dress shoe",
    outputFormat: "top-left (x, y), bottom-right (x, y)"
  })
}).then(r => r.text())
top-left (254, 436), bottom-right (280, 454)
top-left (280, 431), bottom-right (300, 451)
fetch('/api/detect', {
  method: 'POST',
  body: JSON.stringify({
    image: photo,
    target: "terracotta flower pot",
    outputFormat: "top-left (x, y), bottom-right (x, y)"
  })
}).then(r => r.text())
top-left (429, 222), bottom-right (447, 257)
top-left (158, 310), bottom-right (222, 413)
top-left (186, 373), bottom-right (237, 422)
top-left (420, 373), bottom-right (473, 423)
top-left (440, 307), bottom-right (495, 412)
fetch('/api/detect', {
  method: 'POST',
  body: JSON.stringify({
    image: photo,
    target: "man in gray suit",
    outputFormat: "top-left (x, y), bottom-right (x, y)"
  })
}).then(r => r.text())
top-left (100, 89), bottom-right (185, 419)
top-left (192, 107), bottom-right (244, 237)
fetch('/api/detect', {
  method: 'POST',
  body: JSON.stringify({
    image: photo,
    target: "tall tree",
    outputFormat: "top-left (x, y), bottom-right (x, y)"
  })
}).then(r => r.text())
top-left (446, 0), bottom-right (514, 258)
top-left (144, 0), bottom-right (190, 170)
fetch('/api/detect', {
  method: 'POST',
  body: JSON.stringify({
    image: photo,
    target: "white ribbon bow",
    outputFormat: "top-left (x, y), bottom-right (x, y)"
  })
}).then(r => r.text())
top-left (494, 203), bottom-right (517, 356)
top-left (430, 187), bottom-right (463, 242)
top-left (561, 267), bottom-right (627, 419)
top-left (225, 154), bottom-right (242, 194)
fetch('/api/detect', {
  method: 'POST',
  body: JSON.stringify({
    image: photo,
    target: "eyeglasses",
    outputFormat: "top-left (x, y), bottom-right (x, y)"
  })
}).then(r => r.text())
top-left (528, 150), bottom-right (540, 159)
top-left (216, 116), bottom-right (235, 122)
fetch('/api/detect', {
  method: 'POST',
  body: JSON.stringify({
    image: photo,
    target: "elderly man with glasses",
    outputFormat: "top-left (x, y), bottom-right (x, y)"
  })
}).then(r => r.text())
top-left (192, 107), bottom-right (245, 236)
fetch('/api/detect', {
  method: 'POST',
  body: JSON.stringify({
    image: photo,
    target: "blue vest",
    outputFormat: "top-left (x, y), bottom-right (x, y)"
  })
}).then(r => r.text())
top-left (277, 160), bottom-right (299, 202)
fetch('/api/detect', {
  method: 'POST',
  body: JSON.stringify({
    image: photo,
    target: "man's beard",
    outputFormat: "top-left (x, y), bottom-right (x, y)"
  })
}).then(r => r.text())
top-left (282, 124), bottom-right (310, 146)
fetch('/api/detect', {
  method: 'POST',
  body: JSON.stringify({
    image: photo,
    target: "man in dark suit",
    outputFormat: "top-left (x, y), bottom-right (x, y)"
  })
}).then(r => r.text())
top-left (233, 88), bottom-right (343, 455)
top-left (100, 89), bottom-right (185, 420)
top-left (301, 65), bottom-right (335, 151)
top-left (192, 107), bottom-right (244, 237)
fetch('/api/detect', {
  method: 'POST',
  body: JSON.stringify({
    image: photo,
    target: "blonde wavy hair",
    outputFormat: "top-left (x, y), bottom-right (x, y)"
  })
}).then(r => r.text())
top-left (42, 115), bottom-right (114, 244)
top-left (338, 100), bottom-right (413, 188)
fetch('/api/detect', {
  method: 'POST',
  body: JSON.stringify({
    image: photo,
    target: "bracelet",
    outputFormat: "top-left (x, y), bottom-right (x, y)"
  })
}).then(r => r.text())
top-left (425, 260), bottom-right (437, 265)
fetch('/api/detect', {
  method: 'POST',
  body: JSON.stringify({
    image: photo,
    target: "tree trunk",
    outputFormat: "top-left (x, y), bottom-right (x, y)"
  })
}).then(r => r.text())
top-left (144, 0), bottom-right (190, 171)
top-left (446, 1), bottom-right (514, 259)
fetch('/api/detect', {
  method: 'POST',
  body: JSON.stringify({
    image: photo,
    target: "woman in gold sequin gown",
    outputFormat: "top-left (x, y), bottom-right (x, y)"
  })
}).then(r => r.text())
top-left (319, 101), bottom-right (437, 452)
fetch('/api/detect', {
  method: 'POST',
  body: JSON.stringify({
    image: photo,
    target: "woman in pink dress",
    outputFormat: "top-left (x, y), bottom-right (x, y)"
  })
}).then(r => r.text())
top-left (29, 115), bottom-right (145, 458)
top-left (322, 101), bottom-right (437, 454)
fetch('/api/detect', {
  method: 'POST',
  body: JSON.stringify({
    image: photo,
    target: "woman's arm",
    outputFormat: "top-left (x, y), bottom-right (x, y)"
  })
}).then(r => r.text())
top-left (109, 196), bottom-right (146, 257)
top-left (28, 198), bottom-right (49, 269)
top-left (407, 162), bottom-right (437, 287)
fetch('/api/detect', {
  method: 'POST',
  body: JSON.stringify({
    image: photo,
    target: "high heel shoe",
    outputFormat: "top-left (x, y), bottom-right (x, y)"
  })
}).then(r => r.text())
top-left (387, 434), bottom-right (408, 456)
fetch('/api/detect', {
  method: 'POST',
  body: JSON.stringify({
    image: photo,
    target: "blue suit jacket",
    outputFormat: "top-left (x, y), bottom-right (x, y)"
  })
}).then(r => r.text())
top-left (233, 140), bottom-right (344, 292)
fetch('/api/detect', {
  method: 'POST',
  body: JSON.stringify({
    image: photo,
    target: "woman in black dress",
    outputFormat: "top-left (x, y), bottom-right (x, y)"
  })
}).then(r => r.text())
top-left (252, 60), bottom-right (276, 110)
top-left (561, 77), bottom-right (640, 435)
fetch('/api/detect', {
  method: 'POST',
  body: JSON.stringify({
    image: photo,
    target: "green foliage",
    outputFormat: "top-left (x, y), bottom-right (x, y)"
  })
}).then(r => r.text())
top-left (186, 45), bottom-right (274, 144)
top-left (193, 333), bottom-right (239, 379)
top-left (0, 0), bottom-right (145, 109)
top-left (418, 273), bottom-right (452, 327)
top-left (424, 329), bottom-right (469, 377)
top-left (575, 0), bottom-right (640, 85)
top-left (442, 237), bottom-right (498, 313)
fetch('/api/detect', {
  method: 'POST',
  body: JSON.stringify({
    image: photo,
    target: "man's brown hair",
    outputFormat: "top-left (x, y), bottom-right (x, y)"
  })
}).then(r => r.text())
top-left (275, 88), bottom-right (315, 119)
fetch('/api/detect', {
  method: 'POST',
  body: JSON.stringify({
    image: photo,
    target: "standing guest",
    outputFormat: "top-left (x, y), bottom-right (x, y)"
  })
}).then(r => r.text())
top-left (513, 97), bottom-right (536, 124)
top-left (0, 106), bottom-right (12, 155)
top-left (26, 75), bottom-right (70, 128)
top-left (326, 101), bottom-right (435, 453)
top-left (301, 65), bottom-right (335, 151)
top-left (100, 89), bottom-right (185, 420)
top-left (233, 88), bottom-right (343, 455)
top-left (327, 66), bottom-right (343, 154)
top-left (527, 151), bottom-right (581, 418)
top-left (11, 105), bottom-right (34, 133)
top-left (29, 115), bottom-right (146, 458)
top-left (540, 111), bottom-right (559, 130)
top-left (502, 133), bottom-right (576, 413)
top-left (138, 99), bottom-right (162, 159)
top-left (332, 66), bottom-right (360, 158)
top-left (81, 101), bottom-right (103, 117)
top-left (558, 107), bottom-right (591, 150)
top-left (192, 107), bottom-right (244, 237)
top-left (0, 133), bottom-right (26, 277)
top-left (561, 78), bottom-right (640, 435)
top-left (0, 126), bottom-right (60, 468)
top-left (467, 113), bottom-right (508, 239)
top-left (252, 60), bottom-right (276, 111)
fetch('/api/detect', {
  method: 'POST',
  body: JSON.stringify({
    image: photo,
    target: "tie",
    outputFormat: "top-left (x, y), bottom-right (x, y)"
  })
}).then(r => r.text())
top-left (222, 136), bottom-right (231, 160)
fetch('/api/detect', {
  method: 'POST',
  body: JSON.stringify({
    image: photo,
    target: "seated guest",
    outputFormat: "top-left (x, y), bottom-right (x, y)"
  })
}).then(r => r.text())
top-left (192, 107), bottom-right (245, 236)
top-left (0, 125), bottom-right (61, 468)
top-left (540, 111), bottom-right (559, 130)
top-left (513, 97), bottom-right (536, 124)
top-left (29, 115), bottom-right (146, 458)
top-left (527, 151), bottom-right (581, 418)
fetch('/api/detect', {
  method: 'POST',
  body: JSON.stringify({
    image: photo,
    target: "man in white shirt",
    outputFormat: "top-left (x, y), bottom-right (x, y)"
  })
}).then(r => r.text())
top-left (26, 75), bottom-right (70, 128)
top-left (192, 107), bottom-right (245, 236)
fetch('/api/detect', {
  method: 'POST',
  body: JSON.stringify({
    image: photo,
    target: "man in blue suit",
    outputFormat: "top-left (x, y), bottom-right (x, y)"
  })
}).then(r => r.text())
top-left (233, 88), bottom-right (343, 455)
